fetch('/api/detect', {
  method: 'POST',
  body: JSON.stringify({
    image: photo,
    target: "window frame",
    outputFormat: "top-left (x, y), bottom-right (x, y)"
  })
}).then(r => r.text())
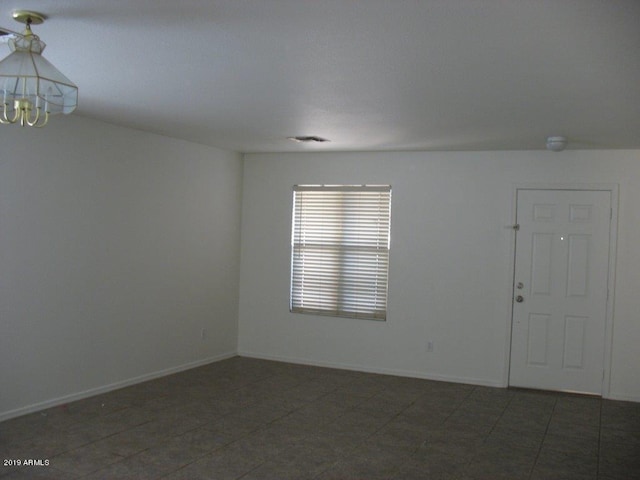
top-left (289, 184), bottom-right (392, 321)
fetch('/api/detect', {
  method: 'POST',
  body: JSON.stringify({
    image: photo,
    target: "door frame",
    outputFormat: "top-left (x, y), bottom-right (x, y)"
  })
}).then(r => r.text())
top-left (504, 183), bottom-right (619, 397)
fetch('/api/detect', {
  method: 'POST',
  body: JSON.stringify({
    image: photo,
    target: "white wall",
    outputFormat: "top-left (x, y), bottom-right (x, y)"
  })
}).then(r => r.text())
top-left (0, 116), bottom-right (243, 420)
top-left (238, 150), bottom-right (640, 402)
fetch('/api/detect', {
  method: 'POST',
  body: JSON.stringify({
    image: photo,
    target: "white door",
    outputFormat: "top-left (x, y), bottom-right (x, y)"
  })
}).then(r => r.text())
top-left (509, 189), bottom-right (611, 395)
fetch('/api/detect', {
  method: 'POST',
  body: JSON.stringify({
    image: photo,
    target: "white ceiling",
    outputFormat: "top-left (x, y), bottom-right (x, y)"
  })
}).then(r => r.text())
top-left (2, 0), bottom-right (639, 153)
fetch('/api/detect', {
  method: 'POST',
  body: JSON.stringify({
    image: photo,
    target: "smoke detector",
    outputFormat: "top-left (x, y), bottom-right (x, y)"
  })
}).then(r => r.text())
top-left (546, 136), bottom-right (567, 152)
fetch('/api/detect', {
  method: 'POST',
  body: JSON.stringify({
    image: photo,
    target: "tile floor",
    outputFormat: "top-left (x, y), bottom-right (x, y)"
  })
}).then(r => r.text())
top-left (1, 357), bottom-right (639, 479)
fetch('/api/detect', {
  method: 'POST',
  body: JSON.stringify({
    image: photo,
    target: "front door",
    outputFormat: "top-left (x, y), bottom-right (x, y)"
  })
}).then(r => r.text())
top-left (509, 189), bottom-right (611, 395)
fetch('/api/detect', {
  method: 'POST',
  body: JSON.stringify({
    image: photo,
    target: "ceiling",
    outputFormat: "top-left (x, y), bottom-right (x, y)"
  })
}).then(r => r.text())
top-left (2, 0), bottom-right (639, 153)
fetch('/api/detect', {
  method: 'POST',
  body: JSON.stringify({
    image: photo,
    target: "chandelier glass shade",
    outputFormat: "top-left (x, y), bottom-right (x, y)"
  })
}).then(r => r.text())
top-left (0, 17), bottom-right (77, 127)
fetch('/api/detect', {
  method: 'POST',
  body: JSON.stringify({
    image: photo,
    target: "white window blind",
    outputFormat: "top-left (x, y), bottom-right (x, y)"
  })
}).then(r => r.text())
top-left (290, 185), bottom-right (392, 321)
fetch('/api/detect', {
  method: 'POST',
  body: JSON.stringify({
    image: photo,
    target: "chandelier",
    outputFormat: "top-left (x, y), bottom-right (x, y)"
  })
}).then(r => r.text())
top-left (0, 11), bottom-right (77, 127)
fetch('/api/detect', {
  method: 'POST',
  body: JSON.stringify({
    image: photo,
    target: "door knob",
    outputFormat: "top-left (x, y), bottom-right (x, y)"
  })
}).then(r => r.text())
top-left (515, 295), bottom-right (524, 303)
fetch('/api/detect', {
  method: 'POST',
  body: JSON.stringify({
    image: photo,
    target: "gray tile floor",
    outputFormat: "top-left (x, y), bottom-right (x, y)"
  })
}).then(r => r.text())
top-left (1, 357), bottom-right (639, 479)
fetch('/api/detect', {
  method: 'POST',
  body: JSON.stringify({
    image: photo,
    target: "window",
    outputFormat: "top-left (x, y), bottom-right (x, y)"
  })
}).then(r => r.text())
top-left (290, 185), bottom-right (392, 320)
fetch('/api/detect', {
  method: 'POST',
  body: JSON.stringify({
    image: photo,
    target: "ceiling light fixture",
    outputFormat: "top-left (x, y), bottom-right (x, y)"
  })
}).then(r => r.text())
top-left (287, 136), bottom-right (329, 143)
top-left (0, 10), bottom-right (77, 127)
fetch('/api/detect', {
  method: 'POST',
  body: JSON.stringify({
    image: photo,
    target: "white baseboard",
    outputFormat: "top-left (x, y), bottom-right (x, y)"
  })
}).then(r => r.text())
top-left (606, 391), bottom-right (640, 403)
top-left (238, 350), bottom-right (504, 388)
top-left (0, 351), bottom-right (237, 422)
top-left (7, 349), bottom-right (631, 422)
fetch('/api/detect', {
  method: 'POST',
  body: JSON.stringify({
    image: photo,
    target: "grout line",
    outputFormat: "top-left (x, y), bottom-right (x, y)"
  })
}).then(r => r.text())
top-left (596, 397), bottom-right (603, 478)
top-left (527, 394), bottom-right (558, 480)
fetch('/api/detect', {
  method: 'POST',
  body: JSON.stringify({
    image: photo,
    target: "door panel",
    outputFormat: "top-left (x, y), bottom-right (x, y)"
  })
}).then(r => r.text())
top-left (563, 315), bottom-right (587, 369)
top-left (509, 189), bottom-right (611, 394)
top-left (526, 313), bottom-right (550, 366)
top-left (567, 235), bottom-right (590, 296)
top-left (531, 233), bottom-right (553, 295)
